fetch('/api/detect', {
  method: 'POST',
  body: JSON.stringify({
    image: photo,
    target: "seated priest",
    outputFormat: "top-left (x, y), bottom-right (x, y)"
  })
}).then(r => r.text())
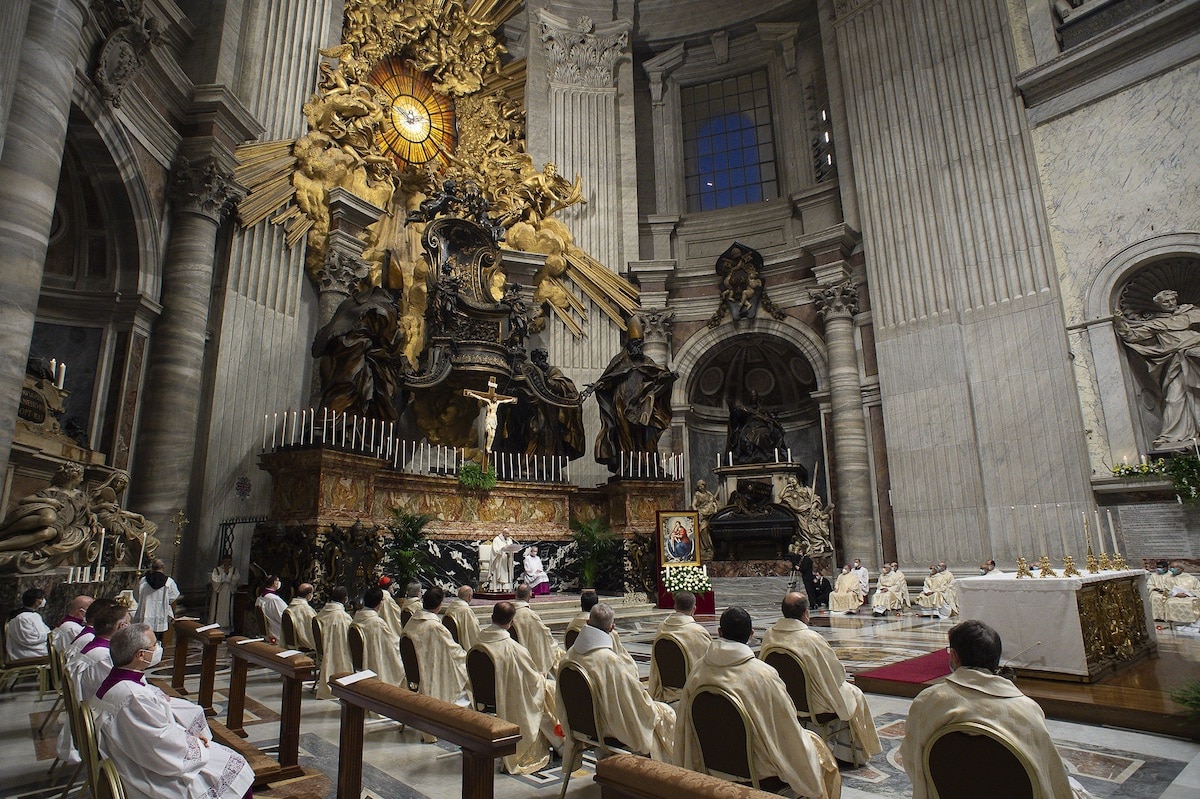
top-left (512, 583), bottom-right (565, 675)
top-left (401, 586), bottom-right (469, 705)
top-left (66, 596), bottom-right (117, 660)
top-left (900, 620), bottom-right (1094, 799)
top-left (5, 587), bottom-right (51, 660)
top-left (96, 623), bottom-right (254, 799)
top-left (761, 592), bottom-right (882, 764)
top-left (675, 607), bottom-right (841, 799)
top-left (871, 563), bottom-right (909, 615)
top-left (557, 603), bottom-right (675, 767)
top-left (565, 589), bottom-right (635, 664)
top-left (914, 562), bottom-right (958, 616)
top-left (255, 575), bottom-right (287, 643)
top-left (314, 587), bottom-right (355, 700)
top-left (523, 546), bottom-right (551, 596)
top-left (401, 582), bottom-right (423, 618)
top-left (52, 595), bottom-right (93, 652)
top-left (351, 588), bottom-right (407, 686)
top-left (470, 602), bottom-right (563, 775)
top-left (71, 601), bottom-right (132, 703)
top-left (829, 564), bottom-right (865, 614)
top-left (284, 583), bottom-right (317, 650)
top-left (376, 576), bottom-right (405, 636)
top-left (648, 590), bottom-right (712, 703)
top-left (1149, 560), bottom-right (1200, 623)
top-left (443, 585), bottom-right (481, 651)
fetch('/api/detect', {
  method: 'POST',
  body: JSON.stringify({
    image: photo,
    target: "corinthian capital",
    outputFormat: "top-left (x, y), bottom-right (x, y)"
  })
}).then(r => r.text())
top-left (811, 281), bottom-right (859, 319)
top-left (538, 11), bottom-right (631, 88)
top-left (169, 157), bottom-right (242, 221)
top-left (640, 308), bottom-right (676, 342)
top-left (315, 251), bottom-right (371, 296)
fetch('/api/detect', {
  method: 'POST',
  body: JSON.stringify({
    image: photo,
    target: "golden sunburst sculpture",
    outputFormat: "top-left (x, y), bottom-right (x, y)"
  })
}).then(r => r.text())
top-left (233, 0), bottom-right (638, 342)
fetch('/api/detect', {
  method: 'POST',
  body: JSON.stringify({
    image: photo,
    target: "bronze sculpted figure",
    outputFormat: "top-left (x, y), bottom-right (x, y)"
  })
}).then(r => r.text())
top-left (0, 462), bottom-right (96, 573)
top-left (90, 470), bottom-right (160, 565)
top-left (311, 285), bottom-right (406, 421)
top-left (588, 318), bottom-right (677, 471)
top-left (725, 391), bottom-right (787, 464)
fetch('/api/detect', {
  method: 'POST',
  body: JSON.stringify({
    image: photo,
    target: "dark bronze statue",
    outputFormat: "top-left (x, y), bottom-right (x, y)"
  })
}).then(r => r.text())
top-left (311, 285), bottom-right (405, 421)
top-left (0, 462), bottom-right (96, 573)
top-left (588, 318), bottom-right (677, 472)
top-left (522, 348), bottom-right (586, 458)
top-left (725, 391), bottom-right (786, 463)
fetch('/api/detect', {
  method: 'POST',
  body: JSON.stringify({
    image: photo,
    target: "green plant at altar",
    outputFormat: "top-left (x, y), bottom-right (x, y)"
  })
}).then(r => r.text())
top-left (384, 509), bottom-right (433, 587)
top-left (1111, 455), bottom-right (1200, 503)
top-left (661, 565), bottom-right (712, 595)
top-left (570, 516), bottom-right (616, 588)
top-left (458, 461), bottom-right (497, 491)
top-left (1171, 679), bottom-right (1200, 718)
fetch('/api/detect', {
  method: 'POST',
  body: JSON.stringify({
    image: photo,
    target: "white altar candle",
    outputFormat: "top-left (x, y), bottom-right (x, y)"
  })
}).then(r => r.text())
top-left (716, 452), bottom-right (720, 468)
top-left (341, 413), bottom-right (347, 446)
top-left (787, 448), bottom-right (793, 462)
top-left (82, 566), bottom-right (91, 583)
top-left (271, 412), bottom-right (278, 449)
top-left (323, 408), bottom-right (329, 443)
top-left (139, 531), bottom-right (148, 569)
top-left (542, 456), bottom-right (547, 481)
top-left (728, 451), bottom-right (733, 466)
top-left (369, 420), bottom-right (376, 453)
top-left (1107, 509), bottom-right (1119, 554)
top-left (774, 448), bottom-right (779, 463)
top-left (262, 414), bottom-right (268, 451)
top-left (57, 362), bottom-right (66, 389)
top-left (291, 411), bottom-right (298, 445)
top-left (50, 358), bottom-right (57, 376)
top-left (68, 566), bottom-right (76, 583)
top-left (1095, 510), bottom-right (1106, 555)
top-left (96, 528), bottom-right (105, 566)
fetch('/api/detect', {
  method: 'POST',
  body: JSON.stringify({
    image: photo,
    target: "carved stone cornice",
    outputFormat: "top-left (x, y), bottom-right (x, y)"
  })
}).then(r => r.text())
top-left (641, 308), bottom-right (676, 342)
top-left (315, 251), bottom-right (371, 297)
top-left (811, 281), bottom-right (859, 320)
top-left (644, 43), bottom-right (686, 106)
top-left (538, 10), bottom-right (632, 88)
top-left (89, 0), bottom-right (162, 108)
top-left (168, 157), bottom-right (242, 222)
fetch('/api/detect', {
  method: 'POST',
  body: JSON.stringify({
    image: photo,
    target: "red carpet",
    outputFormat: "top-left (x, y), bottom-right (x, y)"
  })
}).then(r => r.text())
top-left (855, 649), bottom-right (951, 684)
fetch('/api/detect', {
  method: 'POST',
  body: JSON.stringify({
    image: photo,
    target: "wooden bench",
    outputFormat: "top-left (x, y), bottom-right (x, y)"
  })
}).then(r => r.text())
top-left (330, 674), bottom-right (520, 799)
top-left (170, 620), bottom-right (225, 716)
top-left (225, 636), bottom-right (316, 784)
top-left (594, 753), bottom-right (782, 799)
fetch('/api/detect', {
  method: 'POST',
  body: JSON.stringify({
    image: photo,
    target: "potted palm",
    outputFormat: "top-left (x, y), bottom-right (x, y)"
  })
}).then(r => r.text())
top-left (570, 516), bottom-right (616, 589)
top-left (385, 508), bottom-right (433, 587)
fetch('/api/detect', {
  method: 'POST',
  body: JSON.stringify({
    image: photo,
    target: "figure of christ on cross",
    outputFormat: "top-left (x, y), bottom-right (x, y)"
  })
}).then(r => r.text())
top-left (463, 376), bottom-right (517, 469)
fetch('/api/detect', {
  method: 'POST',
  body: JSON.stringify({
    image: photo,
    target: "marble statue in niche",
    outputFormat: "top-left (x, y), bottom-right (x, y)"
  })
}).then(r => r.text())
top-left (780, 476), bottom-right (835, 554)
top-left (690, 479), bottom-right (719, 560)
top-left (1116, 289), bottom-right (1200, 448)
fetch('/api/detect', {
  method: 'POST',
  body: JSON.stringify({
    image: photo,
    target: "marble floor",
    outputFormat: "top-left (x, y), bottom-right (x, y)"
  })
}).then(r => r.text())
top-left (2, 577), bottom-right (1197, 799)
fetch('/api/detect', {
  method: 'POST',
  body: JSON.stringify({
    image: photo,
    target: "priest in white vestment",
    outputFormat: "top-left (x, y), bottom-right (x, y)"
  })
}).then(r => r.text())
top-left (565, 590), bottom-right (635, 665)
top-left (443, 585), bottom-right (481, 651)
top-left (400, 586), bottom-right (468, 704)
top-left (255, 575), bottom-right (287, 643)
top-left (676, 607), bottom-right (842, 799)
top-left (401, 582), bottom-right (423, 619)
top-left (351, 588), bottom-right (407, 686)
top-left (850, 559), bottom-right (870, 596)
top-left (522, 546), bottom-right (551, 595)
top-left (52, 595), bottom-right (92, 652)
top-left (490, 531), bottom-right (517, 591)
top-left (470, 602), bottom-right (562, 774)
top-left (96, 624), bottom-right (254, 799)
top-left (914, 562), bottom-right (958, 616)
top-left (871, 564), bottom-right (908, 615)
top-left (901, 620), bottom-right (1094, 799)
top-left (829, 564), bottom-right (865, 613)
top-left (648, 591), bottom-right (712, 703)
top-left (1149, 560), bottom-right (1200, 623)
top-left (70, 603), bottom-right (131, 703)
top-left (512, 583), bottom-right (564, 675)
top-left (889, 562), bottom-right (911, 607)
top-left (134, 559), bottom-right (180, 640)
top-left (5, 588), bottom-right (51, 660)
top-left (284, 583), bottom-right (317, 650)
top-left (760, 593), bottom-right (882, 763)
top-left (314, 588), bottom-right (355, 700)
top-left (376, 577), bottom-right (406, 636)
top-left (557, 604), bottom-right (675, 768)
top-left (208, 555), bottom-right (239, 632)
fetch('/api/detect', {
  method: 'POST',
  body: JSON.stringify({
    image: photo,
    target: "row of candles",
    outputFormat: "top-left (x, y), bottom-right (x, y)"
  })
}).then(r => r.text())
top-left (1010, 504), bottom-right (1123, 559)
top-left (618, 451), bottom-right (683, 480)
top-left (717, 448), bottom-right (794, 467)
top-left (63, 527), bottom-right (151, 584)
top-left (47, 358), bottom-right (67, 390)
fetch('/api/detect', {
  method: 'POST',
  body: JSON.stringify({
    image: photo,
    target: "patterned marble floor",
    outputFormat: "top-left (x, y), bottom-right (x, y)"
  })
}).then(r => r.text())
top-left (2, 577), bottom-right (1198, 799)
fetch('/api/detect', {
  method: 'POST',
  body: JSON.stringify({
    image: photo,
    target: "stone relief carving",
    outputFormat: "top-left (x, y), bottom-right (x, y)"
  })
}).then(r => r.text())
top-left (90, 0), bottom-right (161, 108)
top-left (0, 462), bottom-right (96, 574)
top-left (538, 12), bottom-right (632, 88)
top-left (315, 251), bottom-right (372, 297)
top-left (811, 280), bottom-right (860, 319)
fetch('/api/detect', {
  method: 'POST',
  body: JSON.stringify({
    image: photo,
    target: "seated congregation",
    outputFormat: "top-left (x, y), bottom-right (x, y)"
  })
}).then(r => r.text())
top-left (20, 577), bottom-right (1104, 799)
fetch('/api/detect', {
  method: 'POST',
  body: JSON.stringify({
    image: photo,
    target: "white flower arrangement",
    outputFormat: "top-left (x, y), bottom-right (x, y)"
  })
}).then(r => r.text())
top-left (661, 565), bottom-right (712, 594)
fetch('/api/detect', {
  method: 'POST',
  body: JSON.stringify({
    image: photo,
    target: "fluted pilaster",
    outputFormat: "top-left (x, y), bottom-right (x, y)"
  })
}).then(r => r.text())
top-left (0, 0), bottom-right (88, 478)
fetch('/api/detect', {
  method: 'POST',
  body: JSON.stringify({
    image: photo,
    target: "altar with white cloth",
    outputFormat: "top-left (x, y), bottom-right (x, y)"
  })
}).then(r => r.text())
top-left (957, 569), bottom-right (1156, 682)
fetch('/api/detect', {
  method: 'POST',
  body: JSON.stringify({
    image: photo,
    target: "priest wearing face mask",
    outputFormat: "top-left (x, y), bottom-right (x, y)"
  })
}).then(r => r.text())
top-left (96, 623), bottom-right (254, 799)
top-left (1149, 560), bottom-right (1200, 623)
top-left (5, 588), bottom-right (51, 660)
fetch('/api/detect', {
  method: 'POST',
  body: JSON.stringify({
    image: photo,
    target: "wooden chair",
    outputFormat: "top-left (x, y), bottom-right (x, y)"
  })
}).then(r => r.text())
top-left (94, 759), bottom-right (127, 799)
top-left (281, 611), bottom-right (308, 652)
top-left (399, 634), bottom-right (421, 691)
top-left (760, 648), bottom-right (850, 763)
top-left (557, 662), bottom-right (637, 799)
top-left (255, 605), bottom-right (270, 641)
top-left (443, 614), bottom-right (460, 645)
top-left (564, 628), bottom-right (579, 650)
top-left (0, 624), bottom-right (49, 696)
top-left (348, 625), bottom-right (365, 672)
top-left (924, 721), bottom-right (1040, 799)
top-left (309, 618), bottom-right (324, 695)
top-left (465, 647), bottom-right (497, 713)
top-left (651, 637), bottom-right (689, 698)
top-left (401, 608), bottom-right (413, 628)
top-left (688, 684), bottom-right (787, 793)
top-left (507, 625), bottom-right (519, 646)
top-left (57, 673), bottom-right (102, 799)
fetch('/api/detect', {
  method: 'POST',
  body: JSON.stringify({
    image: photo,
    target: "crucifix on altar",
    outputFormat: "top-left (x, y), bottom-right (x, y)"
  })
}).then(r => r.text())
top-left (462, 376), bottom-right (517, 471)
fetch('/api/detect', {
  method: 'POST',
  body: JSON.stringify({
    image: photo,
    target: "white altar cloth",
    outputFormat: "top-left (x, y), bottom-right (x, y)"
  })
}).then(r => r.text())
top-left (957, 569), bottom-right (1155, 678)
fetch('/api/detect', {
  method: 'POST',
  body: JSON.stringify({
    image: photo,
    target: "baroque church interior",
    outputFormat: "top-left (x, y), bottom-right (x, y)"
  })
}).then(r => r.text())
top-left (1, 1), bottom-right (1199, 798)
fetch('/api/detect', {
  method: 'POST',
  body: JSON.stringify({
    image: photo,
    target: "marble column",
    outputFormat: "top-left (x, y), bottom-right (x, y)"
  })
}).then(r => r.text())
top-left (0, 0), bottom-right (88, 479)
top-left (129, 158), bottom-right (242, 547)
top-left (0, 0), bottom-right (32, 160)
top-left (812, 278), bottom-right (877, 567)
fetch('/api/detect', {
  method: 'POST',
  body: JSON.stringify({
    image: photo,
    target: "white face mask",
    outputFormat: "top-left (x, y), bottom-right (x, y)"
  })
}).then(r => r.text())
top-left (143, 642), bottom-right (163, 667)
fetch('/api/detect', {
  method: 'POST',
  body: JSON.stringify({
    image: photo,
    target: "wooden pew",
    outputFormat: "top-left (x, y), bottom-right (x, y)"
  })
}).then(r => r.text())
top-left (170, 619), bottom-right (225, 716)
top-left (225, 636), bottom-right (316, 783)
top-left (594, 754), bottom-right (781, 799)
top-left (331, 674), bottom-right (520, 799)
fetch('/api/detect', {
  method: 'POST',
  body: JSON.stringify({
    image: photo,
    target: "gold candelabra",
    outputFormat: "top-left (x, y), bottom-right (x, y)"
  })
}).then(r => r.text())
top-left (1037, 555), bottom-right (1057, 578)
top-left (1098, 552), bottom-right (1113, 571)
top-left (1061, 555), bottom-right (1081, 577)
top-left (1015, 556), bottom-right (1033, 579)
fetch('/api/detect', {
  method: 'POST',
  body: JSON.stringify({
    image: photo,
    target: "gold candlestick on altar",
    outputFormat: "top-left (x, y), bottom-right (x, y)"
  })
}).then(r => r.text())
top-left (1098, 552), bottom-right (1113, 571)
top-left (1037, 556), bottom-right (1057, 577)
top-left (1111, 551), bottom-right (1128, 570)
top-left (1015, 557), bottom-right (1033, 579)
top-left (1085, 546), bottom-right (1099, 574)
top-left (1061, 555), bottom-right (1081, 577)
top-left (170, 509), bottom-right (189, 573)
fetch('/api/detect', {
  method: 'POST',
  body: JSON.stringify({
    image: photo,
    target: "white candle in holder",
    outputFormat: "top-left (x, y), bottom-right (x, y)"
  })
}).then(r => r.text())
top-left (262, 414), bottom-right (268, 451)
top-left (139, 530), bottom-right (148, 569)
top-left (96, 528), bottom-right (105, 566)
top-left (1107, 509), bottom-right (1119, 554)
